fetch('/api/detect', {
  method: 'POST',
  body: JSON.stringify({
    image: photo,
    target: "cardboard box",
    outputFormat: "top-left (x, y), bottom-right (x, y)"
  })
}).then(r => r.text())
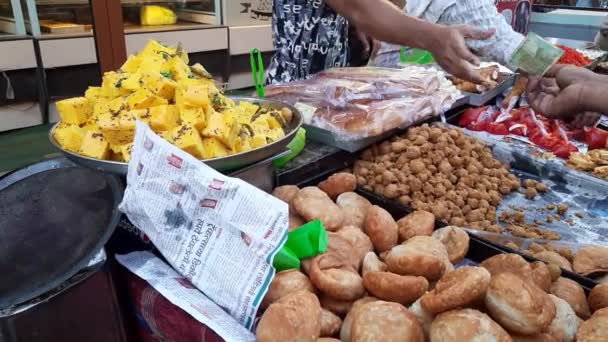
top-left (495, 0), bottom-right (534, 35)
top-left (222, 0), bottom-right (273, 26)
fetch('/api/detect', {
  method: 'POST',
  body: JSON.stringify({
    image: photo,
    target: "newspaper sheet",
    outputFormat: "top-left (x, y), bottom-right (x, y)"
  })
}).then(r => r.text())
top-left (116, 251), bottom-right (256, 342)
top-left (119, 122), bottom-right (289, 330)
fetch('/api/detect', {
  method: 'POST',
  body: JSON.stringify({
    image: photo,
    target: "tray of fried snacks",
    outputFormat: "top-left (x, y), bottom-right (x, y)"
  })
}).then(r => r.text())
top-left (470, 231), bottom-right (608, 288)
top-left (447, 64), bottom-right (515, 106)
top-left (50, 40), bottom-right (302, 175)
top-left (259, 171), bottom-right (604, 341)
top-left (349, 123), bottom-right (608, 251)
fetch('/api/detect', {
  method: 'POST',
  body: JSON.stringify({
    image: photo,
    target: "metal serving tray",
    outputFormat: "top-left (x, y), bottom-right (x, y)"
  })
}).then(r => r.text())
top-left (49, 97), bottom-right (303, 175)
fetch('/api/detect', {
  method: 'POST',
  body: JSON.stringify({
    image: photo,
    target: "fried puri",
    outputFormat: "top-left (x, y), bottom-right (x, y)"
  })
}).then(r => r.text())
top-left (362, 271), bottom-right (428, 305)
top-left (361, 252), bottom-right (387, 276)
top-left (327, 232), bottom-right (359, 270)
top-left (530, 261), bottom-right (552, 293)
top-left (397, 210), bottom-right (435, 242)
top-left (576, 308), bottom-right (608, 342)
top-left (336, 192), bottom-right (372, 228)
top-left (573, 246), bottom-right (608, 276)
top-left (550, 277), bottom-right (591, 319)
top-left (292, 187), bottom-right (344, 231)
top-left (480, 253), bottom-right (533, 280)
top-left (318, 172), bottom-right (357, 200)
top-left (430, 308), bottom-right (511, 342)
top-left (320, 308), bottom-right (342, 337)
top-left (534, 251), bottom-right (573, 272)
top-left (336, 226), bottom-right (374, 270)
top-left (431, 226), bottom-right (470, 264)
top-left (350, 301), bottom-right (424, 342)
top-left (545, 294), bottom-right (578, 342)
top-left (309, 253), bottom-right (365, 301)
top-left (364, 205), bottom-right (398, 253)
top-left (340, 297), bottom-right (379, 342)
top-left (319, 294), bottom-right (354, 317)
top-left (261, 269), bottom-right (315, 309)
top-left (272, 185), bottom-right (299, 211)
top-left (588, 283), bottom-right (608, 312)
top-left (420, 266), bottom-right (491, 314)
top-left (485, 272), bottom-right (556, 335)
top-left (256, 290), bottom-right (321, 342)
top-left (385, 236), bottom-right (449, 281)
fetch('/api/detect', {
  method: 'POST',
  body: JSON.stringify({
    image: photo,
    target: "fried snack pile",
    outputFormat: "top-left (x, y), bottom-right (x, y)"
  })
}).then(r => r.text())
top-left (353, 124), bottom-right (520, 232)
top-left (448, 65), bottom-right (499, 93)
top-left (258, 174), bottom-right (608, 341)
top-left (52, 40), bottom-right (290, 162)
top-left (567, 149), bottom-right (608, 179)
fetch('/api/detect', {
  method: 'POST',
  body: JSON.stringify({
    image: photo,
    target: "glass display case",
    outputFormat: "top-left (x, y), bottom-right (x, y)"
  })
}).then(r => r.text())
top-left (121, 0), bottom-right (222, 32)
top-left (0, 0), bottom-right (26, 37)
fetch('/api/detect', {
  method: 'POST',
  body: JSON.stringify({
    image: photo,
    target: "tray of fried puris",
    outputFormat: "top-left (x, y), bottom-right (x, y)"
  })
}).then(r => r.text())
top-left (261, 173), bottom-right (607, 341)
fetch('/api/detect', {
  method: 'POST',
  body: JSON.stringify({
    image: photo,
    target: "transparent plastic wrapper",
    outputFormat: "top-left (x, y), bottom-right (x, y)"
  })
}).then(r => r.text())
top-left (265, 66), bottom-right (461, 141)
top-left (370, 0), bottom-right (524, 68)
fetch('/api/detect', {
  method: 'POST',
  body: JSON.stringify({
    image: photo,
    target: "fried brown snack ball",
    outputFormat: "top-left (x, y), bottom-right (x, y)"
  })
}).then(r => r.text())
top-left (319, 294), bottom-right (353, 317)
top-left (336, 226), bottom-right (374, 270)
top-left (550, 277), bottom-right (591, 319)
top-left (397, 210), bottom-right (436, 242)
top-left (588, 283), bottom-right (608, 312)
top-left (257, 290), bottom-right (321, 342)
top-left (511, 333), bottom-right (558, 342)
top-left (361, 252), bottom-right (387, 276)
top-left (485, 273), bottom-right (556, 335)
top-left (431, 226), bottom-right (470, 264)
top-left (420, 266), bottom-right (491, 314)
top-left (309, 253), bottom-right (365, 301)
top-left (480, 253), bottom-right (533, 281)
top-left (261, 269), bottom-right (315, 309)
top-left (318, 172), bottom-right (357, 200)
top-left (320, 308), bottom-right (342, 337)
top-left (350, 301), bottom-right (424, 342)
top-left (317, 338), bottom-right (341, 342)
top-left (576, 308), bottom-right (608, 342)
top-left (534, 251), bottom-right (573, 272)
top-left (362, 272), bottom-right (428, 305)
top-left (530, 261), bottom-right (552, 293)
top-left (545, 294), bottom-right (579, 342)
top-left (336, 192), bottom-right (372, 228)
top-left (385, 236), bottom-right (449, 281)
top-left (364, 206), bottom-right (398, 253)
top-left (573, 246), bottom-right (608, 276)
top-left (430, 309), bottom-right (511, 342)
top-left (293, 187), bottom-right (344, 231)
top-left (340, 297), bottom-right (379, 341)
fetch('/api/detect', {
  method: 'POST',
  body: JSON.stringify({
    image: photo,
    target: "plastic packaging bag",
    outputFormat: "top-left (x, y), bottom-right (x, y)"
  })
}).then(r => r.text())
top-left (265, 66), bottom-right (461, 141)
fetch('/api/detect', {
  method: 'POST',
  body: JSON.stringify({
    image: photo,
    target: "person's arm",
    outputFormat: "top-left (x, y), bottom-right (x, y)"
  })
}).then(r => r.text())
top-left (326, 0), bottom-right (493, 83)
top-left (579, 82), bottom-right (608, 113)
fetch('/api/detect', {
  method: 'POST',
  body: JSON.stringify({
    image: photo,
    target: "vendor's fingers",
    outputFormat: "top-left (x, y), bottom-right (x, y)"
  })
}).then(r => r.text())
top-left (456, 25), bottom-right (495, 40)
top-left (527, 76), bottom-right (543, 93)
top-left (544, 64), bottom-right (567, 78)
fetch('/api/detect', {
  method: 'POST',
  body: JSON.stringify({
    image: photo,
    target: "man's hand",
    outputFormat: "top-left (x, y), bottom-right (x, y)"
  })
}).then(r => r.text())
top-left (426, 25), bottom-right (494, 83)
top-left (545, 64), bottom-right (600, 89)
top-left (355, 29), bottom-right (380, 59)
top-left (527, 76), bottom-right (586, 119)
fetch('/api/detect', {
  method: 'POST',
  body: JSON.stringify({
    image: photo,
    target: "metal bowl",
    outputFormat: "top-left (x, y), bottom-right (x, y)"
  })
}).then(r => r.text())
top-left (49, 96), bottom-right (303, 175)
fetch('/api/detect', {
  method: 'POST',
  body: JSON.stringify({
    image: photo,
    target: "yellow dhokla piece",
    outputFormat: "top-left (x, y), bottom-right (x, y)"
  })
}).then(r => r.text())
top-left (120, 55), bottom-right (141, 73)
top-left (202, 137), bottom-right (230, 159)
top-left (121, 72), bottom-right (143, 92)
top-left (79, 131), bottom-right (110, 160)
top-left (166, 125), bottom-right (206, 159)
top-left (162, 56), bottom-right (191, 81)
top-left (56, 97), bottom-right (93, 125)
top-left (180, 106), bottom-right (206, 132)
top-left (53, 123), bottom-right (86, 152)
top-left (101, 71), bottom-right (131, 98)
top-left (202, 110), bottom-right (238, 149)
top-left (127, 88), bottom-right (168, 110)
top-left (84, 86), bottom-right (109, 104)
top-left (148, 104), bottom-right (180, 131)
top-left (144, 73), bottom-right (177, 101)
top-left (121, 144), bottom-right (133, 162)
top-left (176, 84), bottom-right (210, 108)
top-left (97, 112), bottom-right (136, 145)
